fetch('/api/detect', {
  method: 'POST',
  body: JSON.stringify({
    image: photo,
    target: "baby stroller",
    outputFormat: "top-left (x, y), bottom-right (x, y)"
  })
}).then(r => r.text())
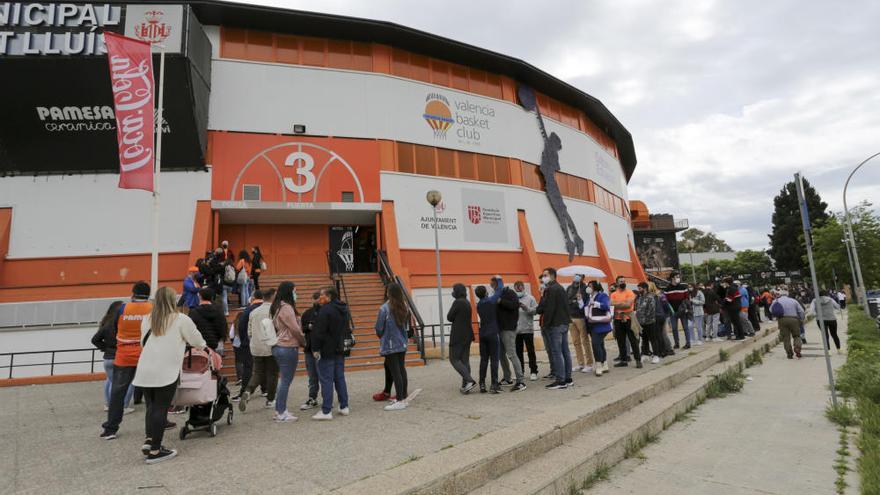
top-left (172, 347), bottom-right (234, 439)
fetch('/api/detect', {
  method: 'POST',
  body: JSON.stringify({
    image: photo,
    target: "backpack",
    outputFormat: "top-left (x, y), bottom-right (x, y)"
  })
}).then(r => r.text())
top-left (257, 317), bottom-right (278, 347)
top-left (770, 300), bottom-right (785, 318)
top-left (236, 267), bottom-right (248, 285)
top-left (223, 264), bottom-right (236, 284)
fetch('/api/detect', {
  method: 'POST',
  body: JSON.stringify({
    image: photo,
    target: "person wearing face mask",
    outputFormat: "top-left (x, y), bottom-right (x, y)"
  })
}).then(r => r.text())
top-left (635, 282), bottom-right (661, 364)
top-left (703, 282), bottom-right (722, 342)
top-left (447, 283), bottom-right (477, 393)
top-left (492, 276), bottom-right (527, 391)
top-left (663, 272), bottom-right (692, 349)
top-left (566, 274), bottom-right (594, 374)
top-left (690, 284), bottom-right (705, 346)
top-left (536, 268), bottom-right (573, 389)
top-left (721, 278), bottom-right (746, 340)
top-left (582, 280), bottom-right (613, 375)
top-left (514, 281), bottom-right (539, 381)
top-left (610, 276), bottom-right (642, 368)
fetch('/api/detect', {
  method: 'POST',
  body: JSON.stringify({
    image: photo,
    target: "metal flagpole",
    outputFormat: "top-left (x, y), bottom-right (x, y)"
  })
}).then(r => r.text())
top-left (795, 172), bottom-right (837, 406)
top-left (150, 47), bottom-right (166, 297)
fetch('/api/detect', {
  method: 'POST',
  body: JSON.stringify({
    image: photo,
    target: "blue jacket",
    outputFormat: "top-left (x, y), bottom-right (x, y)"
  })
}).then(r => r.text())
top-left (739, 286), bottom-right (750, 309)
top-left (182, 277), bottom-right (200, 308)
top-left (583, 292), bottom-right (613, 334)
top-left (375, 302), bottom-right (409, 356)
top-left (477, 297), bottom-right (500, 338)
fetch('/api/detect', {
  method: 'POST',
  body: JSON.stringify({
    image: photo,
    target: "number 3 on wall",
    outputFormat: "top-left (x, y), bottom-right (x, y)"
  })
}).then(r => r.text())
top-left (282, 151), bottom-right (316, 193)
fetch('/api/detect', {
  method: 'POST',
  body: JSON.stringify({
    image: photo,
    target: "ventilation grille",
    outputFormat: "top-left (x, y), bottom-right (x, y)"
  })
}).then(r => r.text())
top-left (341, 191), bottom-right (354, 202)
top-left (243, 184), bottom-right (261, 201)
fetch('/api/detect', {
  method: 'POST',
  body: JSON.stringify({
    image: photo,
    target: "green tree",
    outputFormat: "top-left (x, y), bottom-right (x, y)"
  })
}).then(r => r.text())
top-left (768, 177), bottom-right (829, 271)
top-left (811, 202), bottom-right (880, 289)
top-left (677, 228), bottom-right (733, 253)
top-left (733, 249), bottom-right (773, 275)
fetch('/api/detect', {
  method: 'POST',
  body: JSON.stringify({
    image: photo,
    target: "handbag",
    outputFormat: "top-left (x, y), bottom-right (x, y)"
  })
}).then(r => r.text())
top-left (586, 296), bottom-right (613, 323)
top-left (260, 260), bottom-right (268, 271)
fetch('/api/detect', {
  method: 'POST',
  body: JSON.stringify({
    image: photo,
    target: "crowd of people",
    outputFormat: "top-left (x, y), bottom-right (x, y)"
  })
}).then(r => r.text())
top-left (91, 250), bottom-right (846, 465)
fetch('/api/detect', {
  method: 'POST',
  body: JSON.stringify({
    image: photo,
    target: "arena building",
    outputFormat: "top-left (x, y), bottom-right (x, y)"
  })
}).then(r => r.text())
top-left (0, 2), bottom-right (644, 358)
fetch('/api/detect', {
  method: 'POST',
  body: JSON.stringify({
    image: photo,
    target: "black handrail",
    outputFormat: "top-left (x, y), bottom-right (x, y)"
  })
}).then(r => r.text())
top-left (377, 250), bottom-right (427, 362)
top-left (1, 348), bottom-right (99, 379)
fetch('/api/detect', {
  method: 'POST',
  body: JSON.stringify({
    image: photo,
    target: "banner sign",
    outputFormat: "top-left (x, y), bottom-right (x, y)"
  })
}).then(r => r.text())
top-left (634, 232), bottom-right (679, 275)
top-left (104, 32), bottom-right (154, 191)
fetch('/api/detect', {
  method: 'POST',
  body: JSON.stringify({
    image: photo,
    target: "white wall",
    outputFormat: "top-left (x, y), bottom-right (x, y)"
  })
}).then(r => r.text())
top-left (0, 171), bottom-right (211, 258)
top-left (208, 59), bottom-right (629, 199)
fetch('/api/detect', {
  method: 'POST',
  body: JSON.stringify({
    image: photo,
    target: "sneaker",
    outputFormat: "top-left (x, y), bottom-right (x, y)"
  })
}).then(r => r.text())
top-left (582, 366), bottom-right (593, 374)
top-left (479, 384), bottom-right (487, 394)
top-left (312, 411), bottom-right (333, 421)
top-left (695, 341), bottom-right (704, 346)
top-left (640, 355), bottom-right (649, 363)
top-left (103, 404), bottom-right (109, 412)
top-left (564, 378), bottom-right (574, 388)
top-left (795, 351), bottom-right (802, 359)
top-left (231, 395), bottom-right (241, 403)
top-left (273, 411), bottom-right (298, 422)
top-left (787, 354), bottom-right (794, 359)
top-left (265, 400), bottom-right (275, 409)
top-left (141, 439), bottom-right (151, 456)
top-left (123, 407), bottom-right (135, 415)
top-left (489, 385), bottom-right (501, 394)
top-left (463, 381), bottom-right (477, 394)
top-left (601, 362), bottom-right (610, 373)
top-left (511, 382), bottom-right (527, 392)
top-left (372, 391), bottom-right (391, 402)
top-left (613, 356), bottom-right (624, 362)
top-left (614, 361), bottom-right (629, 368)
top-left (636, 360), bottom-right (643, 369)
top-left (673, 344), bottom-right (680, 349)
top-left (572, 365), bottom-right (583, 372)
top-left (384, 400), bottom-right (408, 411)
top-left (651, 356), bottom-right (661, 364)
top-left (239, 391), bottom-right (249, 412)
top-left (529, 373), bottom-right (538, 381)
top-left (683, 344), bottom-right (691, 350)
top-left (595, 367), bottom-right (603, 377)
top-left (545, 381), bottom-right (566, 390)
top-left (499, 379), bottom-right (514, 386)
top-left (145, 447), bottom-right (178, 464)
top-left (542, 374), bottom-right (556, 381)
top-left (99, 430), bottom-right (117, 440)
top-left (164, 421), bottom-right (176, 430)
top-left (260, 391), bottom-right (268, 397)
top-left (299, 398), bottom-right (318, 411)
top-left (338, 407), bottom-right (350, 416)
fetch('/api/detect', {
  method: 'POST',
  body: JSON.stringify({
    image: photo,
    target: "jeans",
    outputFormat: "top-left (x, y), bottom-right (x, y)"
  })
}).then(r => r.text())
top-left (641, 322), bottom-right (661, 357)
top-left (385, 352), bottom-right (408, 400)
top-left (692, 315), bottom-right (704, 342)
top-left (304, 351), bottom-right (320, 400)
top-left (317, 356), bottom-right (349, 414)
top-left (589, 329), bottom-right (608, 363)
top-left (234, 346), bottom-right (253, 390)
top-left (479, 334), bottom-right (501, 385)
top-left (569, 318), bottom-right (594, 367)
top-left (238, 280), bottom-right (251, 308)
top-left (704, 313), bottom-right (720, 339)
top-left (670, 312), bottom-right (691, 346)
top-left (500, 331), bottom-right (523, 382)
top-left (272, 346), bottom-right (299, 415)
top-left (246, 355), bottom-right (278, 401)
top-left (221, 285), bottom-right (232, 315)
top-left (515, 333), bottom-right (538, 375)
top-left (143, 380), bottom-right (177, 450)
top-left (613, 319), bottom-right (641, 362)
top-left (102, 365), bottom-right (137, 434)
top-left (103, 359), bottom-right (133, 408)
top-left (541, 327), bottom-right (556, 377)
top-left (449, 342), bottom-right (474, 386)
top-left (548, 324), bottom-right (572, 382)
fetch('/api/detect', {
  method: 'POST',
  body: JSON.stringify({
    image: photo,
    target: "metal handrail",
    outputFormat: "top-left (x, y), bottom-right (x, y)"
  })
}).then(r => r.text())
top-left (0, 348), bottom-right (100, 379)
top-left (377, 250), bottom-right (427, 362)
top-left (421, 316), bottom-right (543, 348)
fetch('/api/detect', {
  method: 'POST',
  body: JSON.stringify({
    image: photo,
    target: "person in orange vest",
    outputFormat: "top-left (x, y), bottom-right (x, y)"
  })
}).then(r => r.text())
top-left (100, 282), bottom-right (152, 440)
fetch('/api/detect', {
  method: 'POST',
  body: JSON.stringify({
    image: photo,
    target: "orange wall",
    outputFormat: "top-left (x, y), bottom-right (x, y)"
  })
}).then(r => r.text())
top-left (0, 207), bottom-right (11, 284)
top-left (219, 224), bottom-right (331, 274)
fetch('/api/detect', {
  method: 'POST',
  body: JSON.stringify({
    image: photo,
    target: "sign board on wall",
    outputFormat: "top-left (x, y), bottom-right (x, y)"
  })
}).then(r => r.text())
top-left (461, 188), bottom-right (508, 244)
top-left (634, 231), bottom-right (679, 278)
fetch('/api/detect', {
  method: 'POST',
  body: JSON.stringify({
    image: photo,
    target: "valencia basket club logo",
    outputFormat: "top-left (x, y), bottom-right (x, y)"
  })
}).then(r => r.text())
top-left (423, 93), bottom-right (454, 139)
top-left (467, 205), bottom-right (482, 225)
top-left (133, 10), bottom-right (172, 44)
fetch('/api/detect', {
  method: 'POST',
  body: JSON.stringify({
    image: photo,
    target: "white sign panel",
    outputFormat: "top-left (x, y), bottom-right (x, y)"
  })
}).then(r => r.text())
top-left (123, 4), bottom-right (183, 53)
top-left (461, 188), bottom-right (508, 244)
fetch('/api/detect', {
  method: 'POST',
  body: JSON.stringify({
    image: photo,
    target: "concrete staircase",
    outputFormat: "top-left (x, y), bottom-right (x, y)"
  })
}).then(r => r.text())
top-left (220, 272), bottom-right (423, 378)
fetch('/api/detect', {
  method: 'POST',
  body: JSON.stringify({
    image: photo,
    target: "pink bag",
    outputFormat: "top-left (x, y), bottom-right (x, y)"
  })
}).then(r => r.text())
top-left (172, 347), bottom-right (220, 406)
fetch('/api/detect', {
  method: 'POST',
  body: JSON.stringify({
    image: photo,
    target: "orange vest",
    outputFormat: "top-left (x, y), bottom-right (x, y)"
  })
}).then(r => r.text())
top-left (113, 300), bottom-right (152, 367)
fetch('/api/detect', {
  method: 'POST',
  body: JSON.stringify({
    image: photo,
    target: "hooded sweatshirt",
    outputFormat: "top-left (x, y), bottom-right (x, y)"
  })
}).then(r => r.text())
top-left (447, 291), bottom-right (474, 347)
top-left (312, 299), bottom-right (350, 357)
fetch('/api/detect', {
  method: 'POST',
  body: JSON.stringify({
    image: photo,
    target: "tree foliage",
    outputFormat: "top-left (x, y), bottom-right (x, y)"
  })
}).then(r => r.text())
top-left (679, 249), bottom-right (773, 283)
top-left (768, 177), bottom-right (829, 271)
top-left (811, 202), bottom-right (880, 289)
top-left (676, 228), bottom-right (733, 253)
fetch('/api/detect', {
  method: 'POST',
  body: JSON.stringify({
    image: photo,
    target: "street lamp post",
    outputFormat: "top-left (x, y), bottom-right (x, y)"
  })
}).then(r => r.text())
top-left (686, 239), bottom-right (697, 284)
top-left (426, 190), bottom-right (446, 359)
top-left (842, 236), bottom-right (858, 303)
top-left (843, 151), bottom-right (880, 316)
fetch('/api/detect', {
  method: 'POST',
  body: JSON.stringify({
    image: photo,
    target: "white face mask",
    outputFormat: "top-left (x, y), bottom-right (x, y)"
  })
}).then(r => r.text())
top-left (573, 275), bottom-right (583, 283)
top-left (515, 290), bottom-right (524, 297)
top-left (541, 276), bottom-right (551, 285)
top-left (586, 287), bottom-right (594, 295)
top-left (673, 277), bottom-right (681, 284)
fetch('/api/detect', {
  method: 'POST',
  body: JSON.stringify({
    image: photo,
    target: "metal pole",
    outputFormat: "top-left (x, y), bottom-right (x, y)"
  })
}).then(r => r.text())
top-left (843, 236), bottom-right (858, 303)
top-left (433, 208), bottom-right (445, 359)
top-left (150, 48), bottom-right (166, 297)
top-left (796, 172), bottom-right (838, 406)
top-left (689, 250), bottom-right (697, 284)
top-left (843, 151), bottom-right (879, 316)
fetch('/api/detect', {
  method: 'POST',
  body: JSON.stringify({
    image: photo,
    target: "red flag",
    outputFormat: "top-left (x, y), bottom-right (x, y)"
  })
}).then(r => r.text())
top-left (104, 32), bottom-right (155, 192)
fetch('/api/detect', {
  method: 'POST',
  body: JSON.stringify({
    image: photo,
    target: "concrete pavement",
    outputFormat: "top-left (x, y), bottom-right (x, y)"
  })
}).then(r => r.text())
top-left (582, 313), bottom-right (856, 495)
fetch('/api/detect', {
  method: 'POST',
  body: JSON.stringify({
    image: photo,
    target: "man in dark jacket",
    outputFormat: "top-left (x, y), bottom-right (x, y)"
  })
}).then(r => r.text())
top-left (536, 267), bottom-right (573, 389)
top-left (476, 285), bottom-right (502, 394)
top-left (721, 278), bottom-right (745, 340)
top-left (299, 292), bottom-right (322, 410)
top-left (447, 283), bottom-right (476, 393)
top-left (493, 276), bottom-right (525, 391)
top-left (189, 288), bottom-right (228, 350)
top-left (663, 272), bottom-right (691, 349)
top-left (310, 286), bottom-right (350, 420)
top-left (231, 290), bottom-right (262, 401)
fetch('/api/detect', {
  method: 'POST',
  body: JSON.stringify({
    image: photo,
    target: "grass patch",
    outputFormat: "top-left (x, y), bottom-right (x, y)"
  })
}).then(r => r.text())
top-left (705, 367), bottom-right (745, 399)
top-left (744, 349), bottom-right (763, 368)
top-left (718, 348), bottom-right (730, 362)
top-left (834, 427), bottom-right (851, 494)
top-left (578, 463), bottom-right (610, 491)
top-left (826, 401), bottom-right (859, 428)
top-left (623, 429), bottom-right (659, 459)
top-left (441, 444), bottom-right (454, 451)
top-left (393, 454), bottom-right (423, 468)
top-left (836, 305), bottom-right (880, 494)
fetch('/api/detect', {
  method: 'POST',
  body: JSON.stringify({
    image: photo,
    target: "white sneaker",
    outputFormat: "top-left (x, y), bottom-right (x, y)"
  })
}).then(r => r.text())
top-left (594, 367), bottom-right (603, 377)
top-left (651, 356), bottom-right (661, 364)
top-left (601, 362), bottom-right (610, 373)
top-left (338, 407), bottom-right (350, 416)
top-left (582, 366), bottom-right (593, 373)
top-left (529, 373), bottom-right (538, 381)
top-left (640, 355), bottom-right (649, 363)
top-left (311, 411), bottom-right (333, 421)
top-left (572, 365), bottom-right (583, 372)
top-left (273, 411), bottom-right (298, 422)
top-left (103, 405), bottom-right (109, 412)
top-left (695, 340), bottom-right (703, 346)
top-left (265, 400), bottom-right (275, 409)
top-left (384, 400), bottom-right (408, 411)
top-left (123, 407), bottom-right (135, 415)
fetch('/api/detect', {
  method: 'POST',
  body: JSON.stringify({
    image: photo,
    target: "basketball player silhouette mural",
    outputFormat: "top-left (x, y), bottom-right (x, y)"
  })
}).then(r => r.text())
top-left (517, 85), bottom-right (584, 261)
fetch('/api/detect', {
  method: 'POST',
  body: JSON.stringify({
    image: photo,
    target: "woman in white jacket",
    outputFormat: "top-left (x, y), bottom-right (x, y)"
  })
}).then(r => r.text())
top-left (134, 287), bottom-right (206, 464)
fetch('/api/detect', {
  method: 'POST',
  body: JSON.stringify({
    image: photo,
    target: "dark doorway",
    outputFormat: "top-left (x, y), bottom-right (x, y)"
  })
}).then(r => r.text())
top-left (329, 226), bottom-right (376, 273)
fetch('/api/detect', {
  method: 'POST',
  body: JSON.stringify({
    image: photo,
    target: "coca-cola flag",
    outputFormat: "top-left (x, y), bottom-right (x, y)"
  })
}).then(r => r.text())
top-left (104, 32), bottom-right (155, 192)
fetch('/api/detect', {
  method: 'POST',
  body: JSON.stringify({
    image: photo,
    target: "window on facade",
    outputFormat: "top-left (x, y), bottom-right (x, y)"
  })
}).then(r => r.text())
top-left (414, 145), bottom-right (436, 176)
top-left (397, 142), bottom-right (415, 174)
top-left (437, 148), bottom-right (456, 178)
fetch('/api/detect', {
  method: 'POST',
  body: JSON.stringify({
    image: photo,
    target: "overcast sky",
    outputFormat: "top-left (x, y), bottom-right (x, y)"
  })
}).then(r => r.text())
top-left (243, 0), bottom-right (880, 250)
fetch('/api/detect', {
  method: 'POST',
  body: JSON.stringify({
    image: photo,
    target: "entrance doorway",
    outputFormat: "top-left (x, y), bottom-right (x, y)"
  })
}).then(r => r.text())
top-left (329, 225), bottom-right (377, 273)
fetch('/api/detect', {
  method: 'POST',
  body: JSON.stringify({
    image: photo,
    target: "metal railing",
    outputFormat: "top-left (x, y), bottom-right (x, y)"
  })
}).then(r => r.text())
top-left (422, 316), bottom-right (542, 349)
top-left (377, 250), bottom-right (427, 362)
top-left (0, 348), bottom-right (101, 379)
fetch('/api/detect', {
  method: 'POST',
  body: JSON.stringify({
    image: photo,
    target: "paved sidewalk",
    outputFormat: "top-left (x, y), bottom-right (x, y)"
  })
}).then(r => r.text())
top-left (0, 331), bottom-right (729, 495)
top-left (583, 313), bottom-right (855, 495)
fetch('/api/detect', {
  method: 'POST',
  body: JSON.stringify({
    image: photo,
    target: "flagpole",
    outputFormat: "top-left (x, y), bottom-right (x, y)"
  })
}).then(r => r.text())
top-left (150, 46), bottom-right (166, 297)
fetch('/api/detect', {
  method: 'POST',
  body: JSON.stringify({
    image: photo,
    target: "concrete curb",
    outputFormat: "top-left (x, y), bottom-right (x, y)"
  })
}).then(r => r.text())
top-left (333, 326), bottom-right (780, 495)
